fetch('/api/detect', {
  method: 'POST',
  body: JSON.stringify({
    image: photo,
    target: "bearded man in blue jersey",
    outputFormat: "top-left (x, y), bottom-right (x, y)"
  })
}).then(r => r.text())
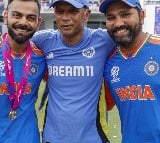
top-left (100, 0), bottom-right (160, 143)
top-left (31, 0), bottom-right (116, 143)
top-left (0, 0), bottom-right (46, 143)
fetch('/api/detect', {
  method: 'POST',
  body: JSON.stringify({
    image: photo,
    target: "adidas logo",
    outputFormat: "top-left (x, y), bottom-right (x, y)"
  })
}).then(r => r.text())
top-left (46, 52), bottom-right (54, 59)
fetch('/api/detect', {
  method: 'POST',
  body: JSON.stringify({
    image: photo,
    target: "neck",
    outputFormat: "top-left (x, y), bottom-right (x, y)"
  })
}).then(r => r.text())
top-left (8, 36), bottom-right (28, 53)
top-left (119, 32), bottom-right (147, 53)
top-left (62, 29), bottom-right (84, 46)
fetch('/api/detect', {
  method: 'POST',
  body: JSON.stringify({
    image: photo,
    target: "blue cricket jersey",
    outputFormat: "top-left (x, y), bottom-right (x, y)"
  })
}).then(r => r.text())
top-left (32, 28), bottom-right (115, 143)
top-left (0, 36), bottom-right (46, 143)
top-left (104, 34), bottom-right (160, 143)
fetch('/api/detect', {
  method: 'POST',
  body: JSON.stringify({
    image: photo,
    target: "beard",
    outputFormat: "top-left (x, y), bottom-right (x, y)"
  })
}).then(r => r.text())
top-left (108, 21), bottom-right (142, 47)
top-left (7, 23), bottom-right (36, 44)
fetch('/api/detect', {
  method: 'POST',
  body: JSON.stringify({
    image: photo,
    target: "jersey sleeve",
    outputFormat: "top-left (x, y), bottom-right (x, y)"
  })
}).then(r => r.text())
top-left (31, 29), bottom-right (55, 52)
top-left (96, 28), bottom-right (117, 56)
top-left (104, 80), bottom-right (115, 111)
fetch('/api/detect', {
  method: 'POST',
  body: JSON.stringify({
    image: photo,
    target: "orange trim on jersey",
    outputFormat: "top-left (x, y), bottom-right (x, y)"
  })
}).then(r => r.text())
top-left (31, 43), bottom-right (44, 56)
top-left (148, 35), bottom-right (160, 45)
top-left (10, 42), bottom-right (44, 59)
top-left (11, 50), bottom-right (26, 59)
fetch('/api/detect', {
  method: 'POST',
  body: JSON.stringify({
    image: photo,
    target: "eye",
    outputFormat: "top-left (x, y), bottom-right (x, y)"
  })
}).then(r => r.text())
top-left (27, 15), bottom-right (38, 22)
top-left (12, 12), bottom-right (21, 19)
top-left (122, 13), bottom-right (130, 18)
top-left (55, 9), bottom-right (64, 15)
top-left (70, 9), bottom-right (79, 14)
top-left (106, 15), bottom-right (115, 21)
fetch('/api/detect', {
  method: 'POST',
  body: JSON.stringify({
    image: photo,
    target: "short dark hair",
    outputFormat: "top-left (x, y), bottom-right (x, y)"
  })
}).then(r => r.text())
top-left (7, 0), bottom-right (41, 14)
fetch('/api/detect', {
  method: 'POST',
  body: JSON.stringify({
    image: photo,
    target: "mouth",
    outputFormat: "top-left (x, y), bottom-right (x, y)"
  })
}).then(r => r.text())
top-left (13, 29), bottom-right (29, 37)
top-left (13, 24), bottom-right (32, 33)
top-left (15, 28), bottom-right (28, 33)
top-left (112, 26), bottom-right (130, 37)
top-left (14, 27), bottom-right (33, 37)
top-left (113, 28), bottom-right (129, 37)
top-left (61, 24), bottom-right (72, 30)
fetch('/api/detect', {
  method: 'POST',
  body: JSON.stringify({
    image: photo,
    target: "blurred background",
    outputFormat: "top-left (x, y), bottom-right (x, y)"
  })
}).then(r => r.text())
top-left (0, 0), bottom-right (160, 34)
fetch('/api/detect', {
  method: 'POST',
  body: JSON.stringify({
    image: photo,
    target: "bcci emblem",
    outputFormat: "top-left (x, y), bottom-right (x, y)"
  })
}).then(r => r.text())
top-left (144, 60), bottom-right (159, 76)
top-left (82, 47), bottom-right (95, 58)
top-left (30, 64), bottom-right (38, 75)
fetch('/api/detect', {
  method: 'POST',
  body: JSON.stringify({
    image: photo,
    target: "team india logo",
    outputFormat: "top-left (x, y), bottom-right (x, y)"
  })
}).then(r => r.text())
top-left (30, 64), bottom-right (38, 75)
top-left (82, 47), bottom-right (95, 58)
top-left (144, 60), bottom-right (159, 76)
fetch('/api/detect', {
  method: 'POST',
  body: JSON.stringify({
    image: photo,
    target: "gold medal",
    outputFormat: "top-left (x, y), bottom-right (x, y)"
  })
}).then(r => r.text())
top-left (9, 110), bottom-right (16, 120)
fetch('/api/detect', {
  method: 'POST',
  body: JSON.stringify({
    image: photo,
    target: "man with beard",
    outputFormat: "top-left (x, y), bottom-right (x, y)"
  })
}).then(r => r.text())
top-left (100, 0), bottom-right (160, 143)
top-left (0, 0), bottom-right (46, 143)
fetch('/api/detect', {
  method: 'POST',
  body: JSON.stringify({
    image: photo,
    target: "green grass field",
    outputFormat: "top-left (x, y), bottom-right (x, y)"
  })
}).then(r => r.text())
top-left (35, 82), bottom-right (121, 143)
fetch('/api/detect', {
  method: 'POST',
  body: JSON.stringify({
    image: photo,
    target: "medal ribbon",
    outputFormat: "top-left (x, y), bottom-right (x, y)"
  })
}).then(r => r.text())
top-left (2, 34), bottom-right (32, 111)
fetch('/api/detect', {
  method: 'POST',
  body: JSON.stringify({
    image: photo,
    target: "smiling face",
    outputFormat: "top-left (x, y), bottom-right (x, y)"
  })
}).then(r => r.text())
top-left (105, 1), bottom-right (144, 47)
top-left (3, 0), bottom-right (41, 44)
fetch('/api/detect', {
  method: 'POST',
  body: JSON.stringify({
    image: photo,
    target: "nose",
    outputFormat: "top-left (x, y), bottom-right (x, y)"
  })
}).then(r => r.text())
top-left (19, 16), bottom-right (28, 24)
top-left (61, 12), bottom-right (70, 20)
top-left (114, 17), bottom-right (124, 27)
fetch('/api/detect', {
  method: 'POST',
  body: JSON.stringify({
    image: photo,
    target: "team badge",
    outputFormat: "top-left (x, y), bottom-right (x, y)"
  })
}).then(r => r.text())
top-left (111, 66), bottom-right (120, 83)
top-left (144, 59), bottom-right (159, 76)
top-left (30, 64), bottom-right (38, 75)
top-left (82, 47), bottom-right (95, 58)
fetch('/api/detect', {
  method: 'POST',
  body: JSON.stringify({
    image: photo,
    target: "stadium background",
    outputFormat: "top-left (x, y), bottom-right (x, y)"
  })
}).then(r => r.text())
top-left (0, 0), bottom-right (159, 34)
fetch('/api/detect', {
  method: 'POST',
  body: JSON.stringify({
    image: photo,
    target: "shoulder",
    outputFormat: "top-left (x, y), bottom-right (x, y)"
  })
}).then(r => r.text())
top-left (86, 27), bottom-right (115, 43)
top-left (33, 29), bottom-right (58, 39)
top-left (34, 29), bottom-right (57, 35)
top-left (87, 27), bottom-right (107, 37)
top-left (30, 41), bottom-right (44, 56)
top-left (31, 29), bottom-right (60, 51)
top-left (148, 34), bottom-right (160, 45)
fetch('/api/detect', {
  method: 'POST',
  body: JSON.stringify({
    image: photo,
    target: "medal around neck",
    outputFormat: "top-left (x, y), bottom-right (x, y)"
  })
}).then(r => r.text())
top-left (9, 110), bottom-right (16, 120)
top-left (2, 34), bottom-right (32, 121)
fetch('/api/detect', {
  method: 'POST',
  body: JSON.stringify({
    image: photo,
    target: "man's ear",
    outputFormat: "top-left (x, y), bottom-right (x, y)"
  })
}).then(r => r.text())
top-left (140, 10), bottom-right (145, 25)
top-left (84, 9), bottom-right (91, 23)
top-left (36, 16), bottom-right (42, 31)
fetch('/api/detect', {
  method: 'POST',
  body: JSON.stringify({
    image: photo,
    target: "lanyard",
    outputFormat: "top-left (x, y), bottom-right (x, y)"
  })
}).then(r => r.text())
top-left (2, 34), bottom-right (32, 119)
